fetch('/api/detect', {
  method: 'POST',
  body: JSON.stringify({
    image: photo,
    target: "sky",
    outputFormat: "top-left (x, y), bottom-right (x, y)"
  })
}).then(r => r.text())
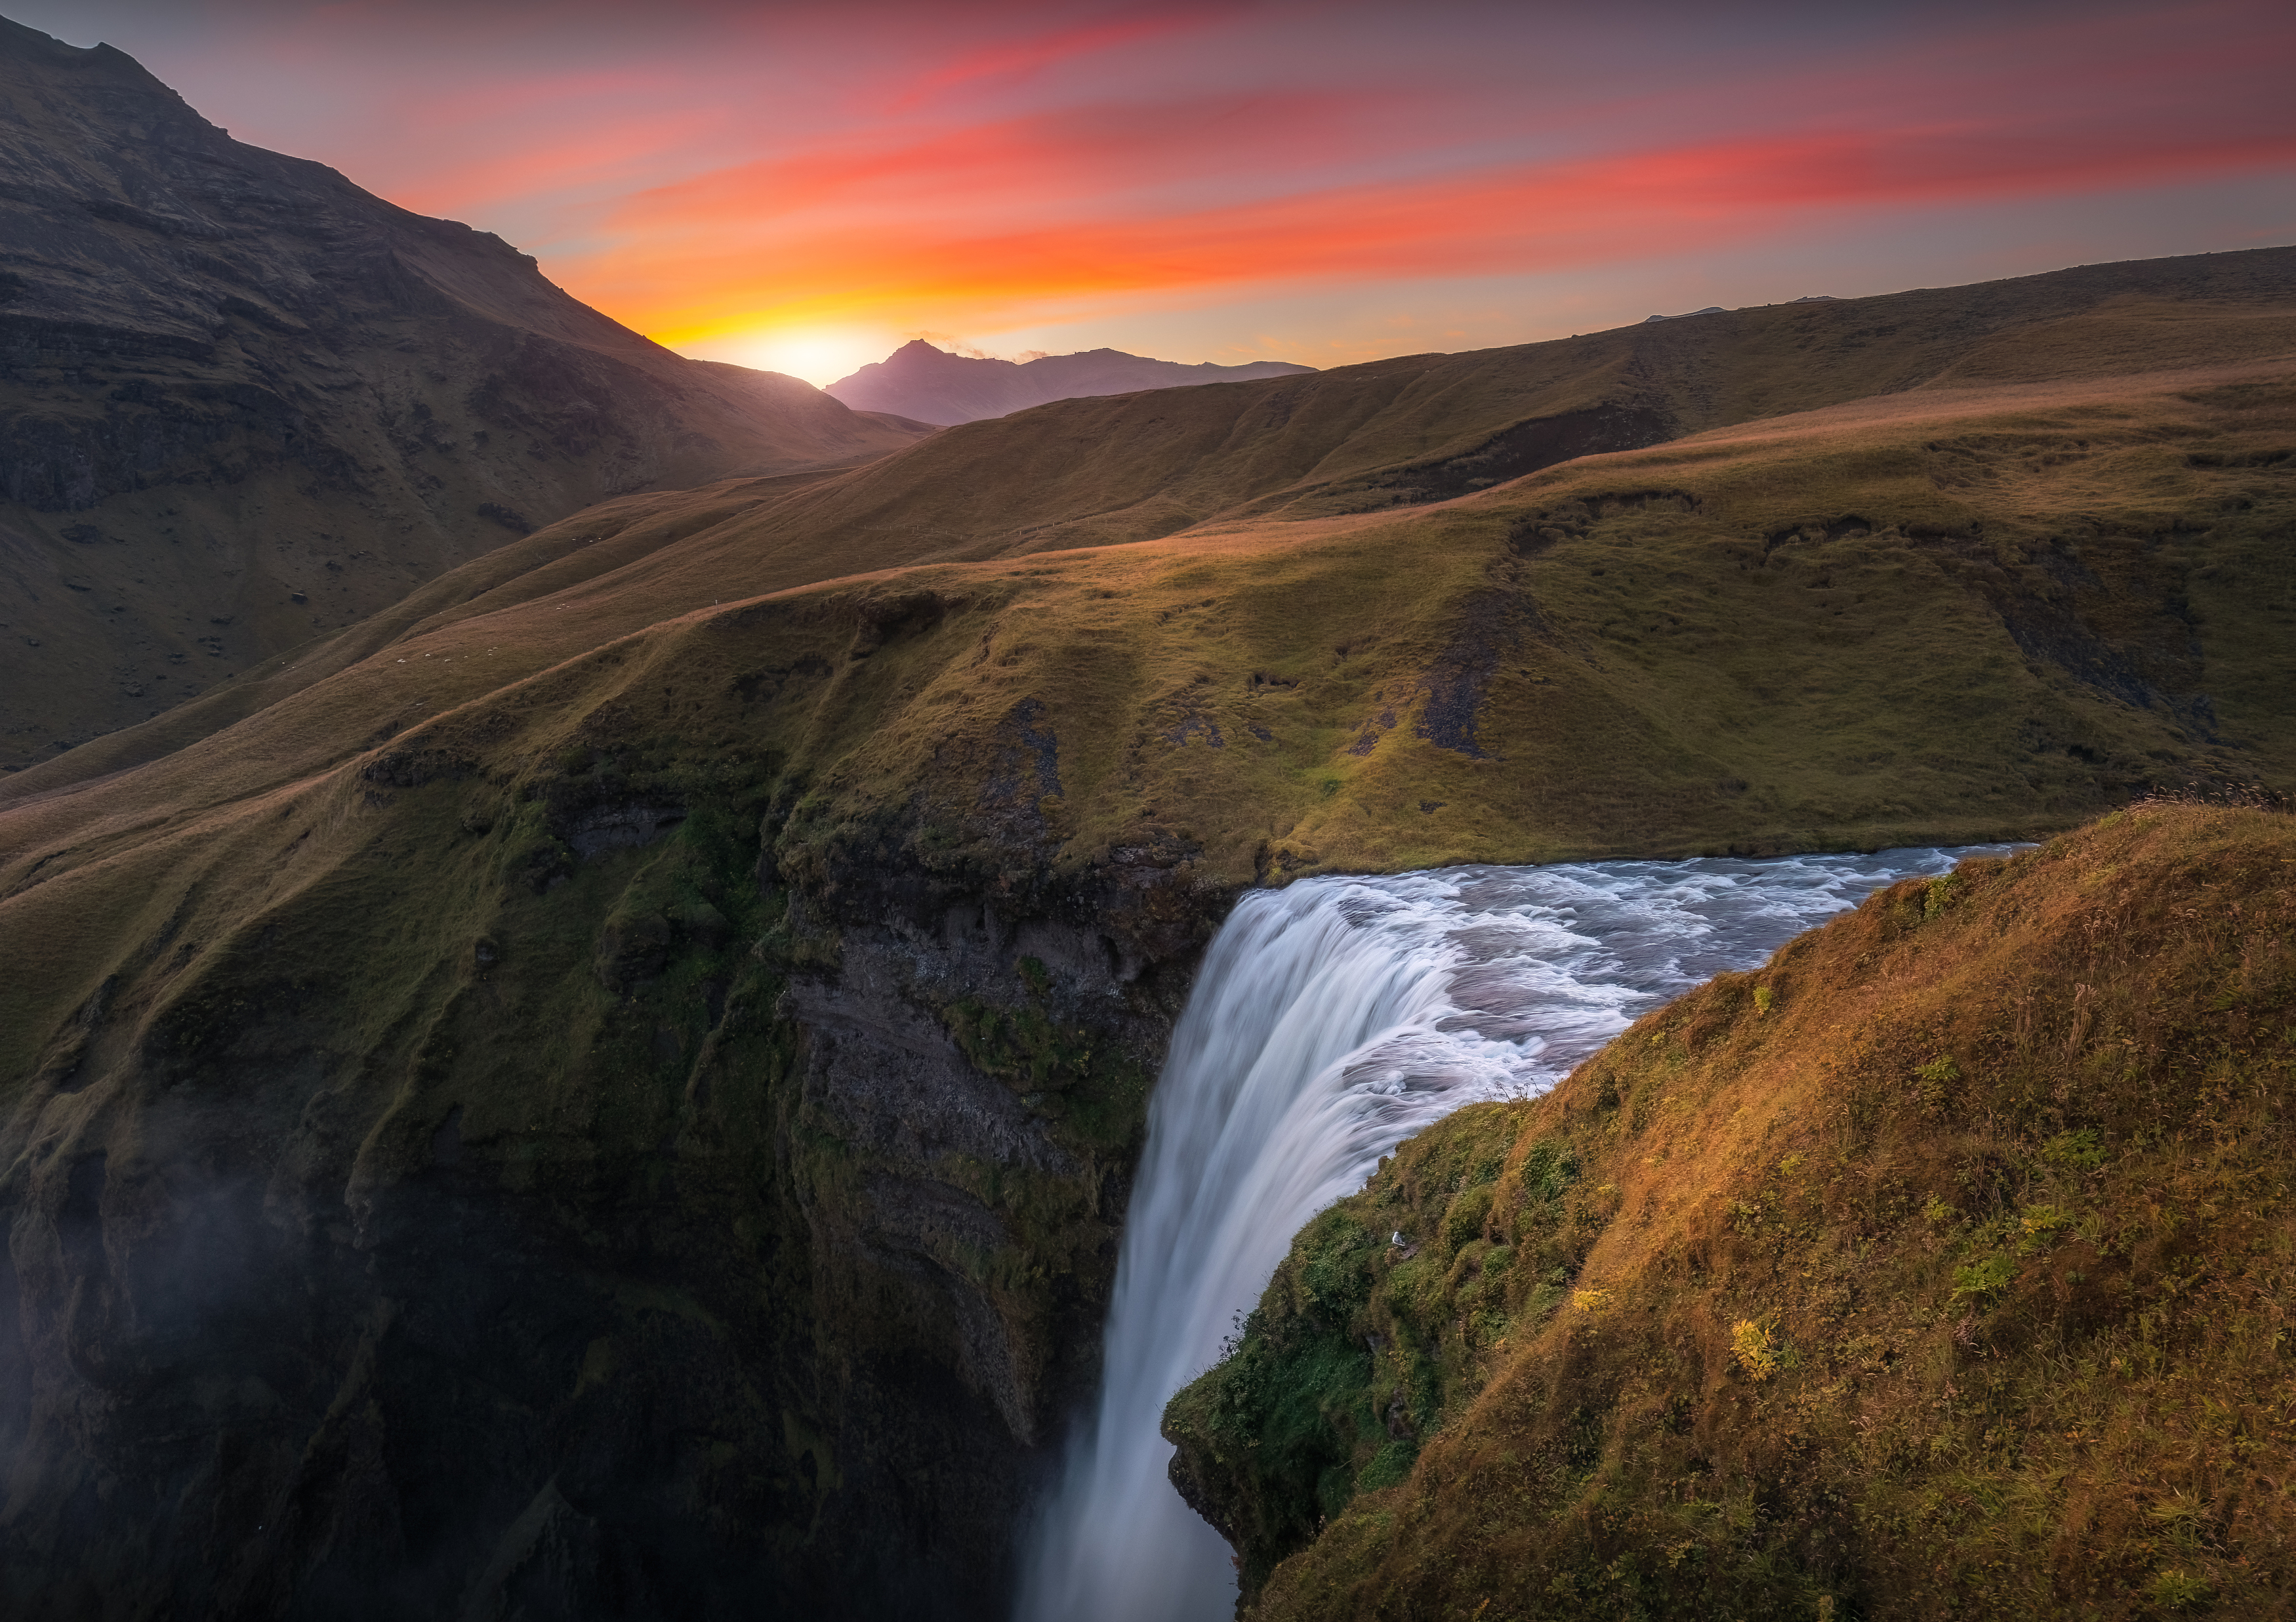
top-left (13, 0), bottom-right (2296, 386)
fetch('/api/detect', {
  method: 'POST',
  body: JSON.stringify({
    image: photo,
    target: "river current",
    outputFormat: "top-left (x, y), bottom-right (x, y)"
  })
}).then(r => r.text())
top-left (1015, 846), bottom-right (2011, 1621)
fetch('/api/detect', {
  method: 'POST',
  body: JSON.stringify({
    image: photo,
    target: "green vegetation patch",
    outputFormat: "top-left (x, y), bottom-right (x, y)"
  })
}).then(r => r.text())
top-left (1164, 1112), bottom-right (1584, 1593)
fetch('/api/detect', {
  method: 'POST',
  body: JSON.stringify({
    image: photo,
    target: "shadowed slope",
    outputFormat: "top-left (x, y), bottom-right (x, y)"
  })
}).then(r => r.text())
top-left (6, 336), bottom-right (2295, 896)
top-left (1168, 802), bottom-right (2296, 1619)
top-left (0, 18), bottom-right (925, 771)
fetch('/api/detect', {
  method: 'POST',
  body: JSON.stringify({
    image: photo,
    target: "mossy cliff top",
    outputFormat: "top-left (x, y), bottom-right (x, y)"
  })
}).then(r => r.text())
top-left (1166, 801), bottom-right (2296, 1619)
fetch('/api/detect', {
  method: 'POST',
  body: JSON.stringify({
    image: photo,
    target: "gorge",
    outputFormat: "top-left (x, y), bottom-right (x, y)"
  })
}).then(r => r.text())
top-left (1, 18), bottom-right (2293, 1619)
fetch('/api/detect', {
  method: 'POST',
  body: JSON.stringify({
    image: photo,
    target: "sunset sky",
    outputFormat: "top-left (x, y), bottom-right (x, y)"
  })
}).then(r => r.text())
top-left (16, 0), bottom-right (2295, 385)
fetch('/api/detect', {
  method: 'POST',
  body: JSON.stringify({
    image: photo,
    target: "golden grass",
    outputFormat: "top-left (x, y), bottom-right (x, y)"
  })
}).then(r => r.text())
top-left (13, 246), bottom-right (2292, 800)
top-left (1170, 802), bottom-right (2296, 1619)
top-left (3, 350), bottom-right (2293, 1087)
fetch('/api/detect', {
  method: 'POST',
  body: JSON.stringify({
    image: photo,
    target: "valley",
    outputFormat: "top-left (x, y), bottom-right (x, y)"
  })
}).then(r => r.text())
top-left (0, 18), bottom-right (2291, 1619)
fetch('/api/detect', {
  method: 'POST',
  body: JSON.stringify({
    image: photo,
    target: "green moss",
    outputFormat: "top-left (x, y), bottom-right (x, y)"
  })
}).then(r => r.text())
top-left (1166, 1120), bottom-right (1588, 1592)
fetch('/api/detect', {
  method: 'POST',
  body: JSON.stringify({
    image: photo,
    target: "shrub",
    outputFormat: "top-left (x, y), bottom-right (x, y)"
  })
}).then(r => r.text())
top-left (2042, 1129), bottom-right (2107, 1171)
top-left (1731, 1320), bottom-right (1778, 1381)
top-left (1951, 1253), bottom-right (2017, 1304)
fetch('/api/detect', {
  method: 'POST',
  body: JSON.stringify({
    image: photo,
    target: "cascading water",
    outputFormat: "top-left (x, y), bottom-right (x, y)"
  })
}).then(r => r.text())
top-left (1017, 846), bottom-right (2011, 1622)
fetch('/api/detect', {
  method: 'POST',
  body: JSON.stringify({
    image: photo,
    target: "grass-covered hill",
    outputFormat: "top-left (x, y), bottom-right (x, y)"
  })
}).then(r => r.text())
top-left (1165, 801), bottom-right (2296, 1619)
top-left (10, 243), bottom-right (2292, 799)
top-left (6, 298), bottom-right (2292, 895)
top-left (0, 247), bottom-right (2291, 1613)
top-left (0, 18), bottom-right (926, 773)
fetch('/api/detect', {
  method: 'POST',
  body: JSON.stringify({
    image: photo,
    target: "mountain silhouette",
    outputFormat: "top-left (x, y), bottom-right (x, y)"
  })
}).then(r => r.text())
top-left (827, 339), bottom-right (1313, 425)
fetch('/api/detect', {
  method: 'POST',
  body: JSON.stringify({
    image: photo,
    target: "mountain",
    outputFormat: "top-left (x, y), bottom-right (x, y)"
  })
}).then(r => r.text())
top-left (0, 18), bottom-right (928, 774)
top-left (825, 339), bottom-right (1313, 425)
top-left (0, 232), bottom-right (2291, 1615)
top-left (1168, 801), bottom-right (2296, 1616)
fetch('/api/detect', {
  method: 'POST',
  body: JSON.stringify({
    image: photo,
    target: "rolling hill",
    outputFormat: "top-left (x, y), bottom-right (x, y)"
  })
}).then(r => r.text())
top-left (0, 233), bottom-right (2291, 1615)
top-left (16, 241), bottom-right (2287, 808)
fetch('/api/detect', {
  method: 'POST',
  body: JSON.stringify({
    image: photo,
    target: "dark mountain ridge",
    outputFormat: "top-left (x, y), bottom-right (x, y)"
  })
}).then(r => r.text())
top-left (0, 16), bottom-right (926, 772)
top-left (825, 337), bottom-right (1313, 425)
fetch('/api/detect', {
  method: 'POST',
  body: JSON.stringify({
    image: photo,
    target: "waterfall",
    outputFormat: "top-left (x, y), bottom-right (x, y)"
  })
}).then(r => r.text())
top-left (1015, 846), bottom-right (2008, 1622)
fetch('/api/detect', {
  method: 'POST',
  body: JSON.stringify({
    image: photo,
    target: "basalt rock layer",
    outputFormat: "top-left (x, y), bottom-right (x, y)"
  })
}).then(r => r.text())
top-left (0, 18), bottom-right (925, 772)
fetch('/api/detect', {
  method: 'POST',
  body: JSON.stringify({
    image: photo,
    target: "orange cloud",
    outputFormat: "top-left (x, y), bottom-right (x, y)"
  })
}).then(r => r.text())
top-left (116, 0), bottom-right (2296, 362)
top-left (389, 107), bottom-right (724, 219)
top-left (604, 89), bottom-right (1387, 230)
top-left (564, 110), bottom-right (2296, 344)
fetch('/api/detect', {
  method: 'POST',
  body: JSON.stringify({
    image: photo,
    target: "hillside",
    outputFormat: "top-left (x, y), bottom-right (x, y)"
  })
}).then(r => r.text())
top-left (0, 18), bottom-right (926, 773)
top-left (1166, 801), bottom-right (2296, 1619)
top-left (826, 340), bottom-right (1313, 425)
top-left (9, 285), bottom-right (2291, 850)
top-left (0, 245), bottom-right (2292, 1615)
top-left (724, 245), bottom-right (2296, 562)
top-left (18, 240), bottom-right (2285, 806)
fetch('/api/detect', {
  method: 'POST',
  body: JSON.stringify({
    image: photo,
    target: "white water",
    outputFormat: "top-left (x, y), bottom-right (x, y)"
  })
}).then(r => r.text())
top-left (1015, 846), bottom-right (2011, 1622)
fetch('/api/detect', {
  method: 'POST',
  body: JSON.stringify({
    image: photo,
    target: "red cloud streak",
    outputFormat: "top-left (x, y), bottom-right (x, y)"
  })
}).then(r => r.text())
top-left (575, 114), bottom-right (2296, 340)
top-left (102, 0), bottom-right (2295, 349)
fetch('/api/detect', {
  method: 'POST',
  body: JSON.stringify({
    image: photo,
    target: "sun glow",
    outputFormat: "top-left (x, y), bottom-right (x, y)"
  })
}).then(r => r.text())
top-left (708, 326), bottom-right (897, 390)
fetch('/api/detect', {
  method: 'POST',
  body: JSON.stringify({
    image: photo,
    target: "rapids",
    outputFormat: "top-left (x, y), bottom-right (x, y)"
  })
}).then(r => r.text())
top-left (1016, 847), bottom-right (2009, 1621)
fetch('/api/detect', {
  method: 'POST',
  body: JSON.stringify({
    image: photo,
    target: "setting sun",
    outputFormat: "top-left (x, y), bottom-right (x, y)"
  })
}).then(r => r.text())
top-left (714, 326), bottom-right (899, 388)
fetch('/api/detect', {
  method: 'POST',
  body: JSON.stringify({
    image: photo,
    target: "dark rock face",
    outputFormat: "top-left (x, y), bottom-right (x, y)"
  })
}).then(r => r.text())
top-left (0, 766), bottom-right (1229, 1619)
top-left (0, 20), bottom-right (923, 770)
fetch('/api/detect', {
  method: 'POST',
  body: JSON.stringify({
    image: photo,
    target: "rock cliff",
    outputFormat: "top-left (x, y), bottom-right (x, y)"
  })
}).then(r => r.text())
top-left (0, 640), bottom-right (1229, 1617)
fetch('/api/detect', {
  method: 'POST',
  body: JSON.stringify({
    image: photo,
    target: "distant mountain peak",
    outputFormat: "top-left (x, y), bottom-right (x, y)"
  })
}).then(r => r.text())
top-left (827, 342), bottom-right (1315, 425)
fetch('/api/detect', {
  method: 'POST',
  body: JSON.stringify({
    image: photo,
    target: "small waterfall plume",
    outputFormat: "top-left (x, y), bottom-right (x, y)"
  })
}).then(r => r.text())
top-left (1017, 848), bottom-right (2007, 1621)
